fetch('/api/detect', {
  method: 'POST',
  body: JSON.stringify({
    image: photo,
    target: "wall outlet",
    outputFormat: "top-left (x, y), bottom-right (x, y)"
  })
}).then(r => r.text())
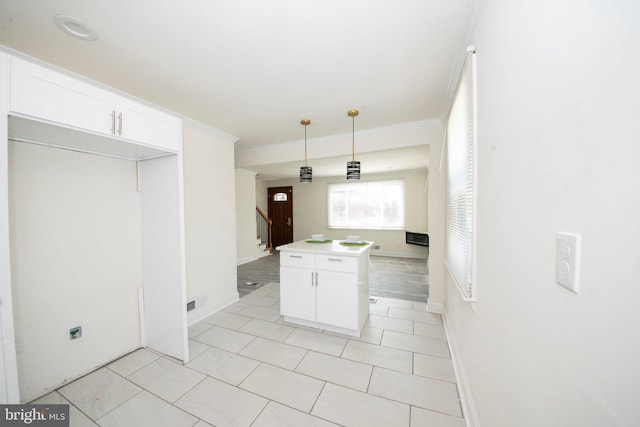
top-left (69, 326), bottom-right (83, 342)
top-left (555, 232), bottom-right (580, 293)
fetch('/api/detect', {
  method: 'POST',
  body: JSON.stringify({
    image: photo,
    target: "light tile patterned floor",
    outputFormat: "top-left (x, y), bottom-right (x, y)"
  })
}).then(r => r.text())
top-left (33, 283), bottom-right (464, 427)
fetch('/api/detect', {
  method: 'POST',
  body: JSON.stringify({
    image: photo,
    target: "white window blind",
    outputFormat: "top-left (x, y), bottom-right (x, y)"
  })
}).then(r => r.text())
top-left (445, 48), bottom-right (477, 301)
top-left (328, 180), bottom-right (405, 229)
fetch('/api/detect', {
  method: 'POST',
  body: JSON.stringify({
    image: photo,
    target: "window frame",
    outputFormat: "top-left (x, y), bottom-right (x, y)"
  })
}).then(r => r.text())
top-left (444, 47), bottom-right (478, 302)
top-left (327, 179), bottom-right (406, 230)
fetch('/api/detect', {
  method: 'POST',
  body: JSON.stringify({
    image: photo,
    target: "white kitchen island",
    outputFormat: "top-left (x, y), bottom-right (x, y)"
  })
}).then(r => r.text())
top-left (277, 239), bottom-right (373, 337)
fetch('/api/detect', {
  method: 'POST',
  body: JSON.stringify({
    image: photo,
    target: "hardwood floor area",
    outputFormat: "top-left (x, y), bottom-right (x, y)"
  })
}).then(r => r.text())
top-left (369, 254), bottom-right (429, 302)
top-left (237, 251), bottom-right (429, 302)
top-left (237, 252), bottom-right (280, 298)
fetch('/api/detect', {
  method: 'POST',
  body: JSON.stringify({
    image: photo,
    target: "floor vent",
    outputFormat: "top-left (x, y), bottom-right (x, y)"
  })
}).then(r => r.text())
top-left (369, 297), bottom-right (378, 303)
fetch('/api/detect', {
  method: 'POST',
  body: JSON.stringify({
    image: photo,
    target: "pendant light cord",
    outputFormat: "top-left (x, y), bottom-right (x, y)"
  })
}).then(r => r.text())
top-left (352, 115), bottom-right (355, 161)
top-left (304, 125), bottom-right (308, 167)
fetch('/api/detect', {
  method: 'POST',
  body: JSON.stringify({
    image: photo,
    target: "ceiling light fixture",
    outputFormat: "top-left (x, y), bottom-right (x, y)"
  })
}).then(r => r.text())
top-left (346, 109), bottom-right (361, 180)
top-left (53, 15), bottom-right (99, 41)
top-left (299, 118), bottom-right (312, 183)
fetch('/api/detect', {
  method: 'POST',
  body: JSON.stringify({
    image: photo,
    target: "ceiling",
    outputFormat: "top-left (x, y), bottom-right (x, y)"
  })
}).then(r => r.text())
top-left (0, 0), bottom-right (473, 178)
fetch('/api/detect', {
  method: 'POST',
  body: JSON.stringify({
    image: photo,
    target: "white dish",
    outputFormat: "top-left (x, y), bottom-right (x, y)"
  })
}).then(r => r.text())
top-left (311, 234), bottom-right (325, 241)
top-left (345, 235), bottom-right (360, 242)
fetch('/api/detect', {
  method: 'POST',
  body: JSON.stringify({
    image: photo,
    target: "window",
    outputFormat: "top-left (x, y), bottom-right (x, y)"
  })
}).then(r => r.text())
top-left (273, 192), bottom-right (288, 202)
top-left (445, 47), bottom-right (477, 301)
top-left (328, 180), bottom-right (405, 229)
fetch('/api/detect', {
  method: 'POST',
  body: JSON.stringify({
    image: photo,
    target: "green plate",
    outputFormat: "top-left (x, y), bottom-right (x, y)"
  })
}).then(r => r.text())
top-left (340, 241), bottom-right (368, 246)
top-left (305, 239), bottom-right (332, 244)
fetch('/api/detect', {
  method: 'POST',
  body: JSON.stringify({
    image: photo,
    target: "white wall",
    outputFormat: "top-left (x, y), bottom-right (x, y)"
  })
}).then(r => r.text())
top-left (267, 169), bottom-right (429, 258)
top-left (255, 176), bottom-right (268, 214)
top-left (183, 122), bottom-right (239, 323)
top-left (9, 141), bottom-right (141, 402)
top-left (445, 1), bottom-right (640, 425)
top-left (235, 169), bottom-right (268, 264)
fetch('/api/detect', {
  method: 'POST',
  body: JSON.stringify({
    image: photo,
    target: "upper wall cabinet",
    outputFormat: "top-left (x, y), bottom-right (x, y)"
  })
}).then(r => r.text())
top-left (9, 57), bottom-right (181, 153)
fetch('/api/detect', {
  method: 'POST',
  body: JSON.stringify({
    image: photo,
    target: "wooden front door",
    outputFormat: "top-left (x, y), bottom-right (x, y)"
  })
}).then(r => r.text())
top-left (268, 186), bottom-right (293, 247)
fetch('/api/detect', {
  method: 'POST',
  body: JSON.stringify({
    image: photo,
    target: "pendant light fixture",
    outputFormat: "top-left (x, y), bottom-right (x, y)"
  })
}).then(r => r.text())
top-left (299, 118), bottom-right (312, 183)
top-left (346, 109), bottom-right (361, 180)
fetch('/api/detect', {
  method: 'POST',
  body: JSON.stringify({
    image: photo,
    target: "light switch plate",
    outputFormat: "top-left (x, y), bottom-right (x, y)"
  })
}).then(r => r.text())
top-left (555, 232), bottom-right (580, 293)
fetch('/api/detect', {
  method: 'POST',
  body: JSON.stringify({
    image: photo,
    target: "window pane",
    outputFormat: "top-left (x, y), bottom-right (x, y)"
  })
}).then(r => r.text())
top-left (327, 180), bottom-right (405, 229)
top-left (330, 189), bottom-right (347, 226)
top-left (273, 192), bottom-right (288, 202)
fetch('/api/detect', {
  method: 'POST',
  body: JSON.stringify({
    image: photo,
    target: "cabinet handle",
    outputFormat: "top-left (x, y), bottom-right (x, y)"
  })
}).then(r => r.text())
top-left (327, 258), bottom-right (343, 262)
top-left (117, 112), bottom-right (123, 135)
top-left (311, 271), bottom-right (314, 287)
top-left (289, 255), bottom-right (303, 258)
top-left (111, 111), bottom-right (116, 134)
top-left (315, 271), bottom-right (319, 286)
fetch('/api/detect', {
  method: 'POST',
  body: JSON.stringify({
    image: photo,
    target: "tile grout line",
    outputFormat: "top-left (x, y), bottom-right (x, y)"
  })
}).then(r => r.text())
top-left (52, 288), bottom-right (454, 425)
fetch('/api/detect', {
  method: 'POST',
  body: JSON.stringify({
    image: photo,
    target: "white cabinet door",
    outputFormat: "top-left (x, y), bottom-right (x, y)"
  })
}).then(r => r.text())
top-left (10, 56), bottom-right (181, 153)
top-left (116, 97), bottom-right (181, 152)
top-left (316, 270), bottom-right (359, 330)
top-left (10, 57), bottom-right (114, 134)
top-left (280, 266), bottom-right (316, 322)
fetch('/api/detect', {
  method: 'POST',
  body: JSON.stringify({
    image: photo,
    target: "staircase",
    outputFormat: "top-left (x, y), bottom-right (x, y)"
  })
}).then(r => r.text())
top-left (256, 205), bottom-right (273, 254)
top-left (257, 239), bottom-right (270, 253)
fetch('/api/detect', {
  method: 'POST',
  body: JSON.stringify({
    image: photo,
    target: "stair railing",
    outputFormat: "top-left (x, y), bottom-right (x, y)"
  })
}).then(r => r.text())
top-left (256, 205), bottom-right (273, 254)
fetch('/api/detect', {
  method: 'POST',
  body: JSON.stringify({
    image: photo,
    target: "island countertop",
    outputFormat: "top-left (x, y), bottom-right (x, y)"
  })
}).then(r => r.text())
top-left (277, 239), bottom-right (373, 256)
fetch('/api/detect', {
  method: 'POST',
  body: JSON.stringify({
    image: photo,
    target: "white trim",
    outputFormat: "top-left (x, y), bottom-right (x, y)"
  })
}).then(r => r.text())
top-left (442, 311), bottom-right (480, 427)
top-left (0, 50), bottom-right (20, 404)
top-left (138, 288), bottom-right (146, 348)
top-left (370, 251), bottom-right (427, 260)
top-left (187, 292), bottom-right (239, 326)
top-left (426, 302), bottom-right (443, 314)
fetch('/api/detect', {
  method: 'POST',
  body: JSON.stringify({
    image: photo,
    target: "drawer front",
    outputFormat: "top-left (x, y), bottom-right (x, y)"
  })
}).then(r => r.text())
top-left (280, 252), bottom-right (315, 268)
top-left (316, 255), bottom-right (358, 273)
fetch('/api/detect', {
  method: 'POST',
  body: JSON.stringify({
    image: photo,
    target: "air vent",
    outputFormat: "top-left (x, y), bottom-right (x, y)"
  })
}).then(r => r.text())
top-left (186, 296), bottom-right (207, 312)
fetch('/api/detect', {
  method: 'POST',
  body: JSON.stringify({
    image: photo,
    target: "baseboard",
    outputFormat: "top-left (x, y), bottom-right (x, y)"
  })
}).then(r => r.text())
top-left (370, 250), bottom-right (427, 259)
top-left (237, 252), bottom-right (270, 266)
top-left (187, 292), bottom-right (239, 326)
top-left (442, 311), bottom-right (480, 427)
top-left (426, 301), bottom-right (443, 313)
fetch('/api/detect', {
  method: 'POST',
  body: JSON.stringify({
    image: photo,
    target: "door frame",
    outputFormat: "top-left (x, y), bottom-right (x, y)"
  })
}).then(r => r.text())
top-left (268, 186), bottom-right (294, 247)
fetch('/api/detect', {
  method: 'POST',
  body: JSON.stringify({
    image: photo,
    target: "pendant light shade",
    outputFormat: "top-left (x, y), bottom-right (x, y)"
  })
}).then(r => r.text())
top-left (347, 109), bottom-right (361, 180)
top-left (300, 118), bottom-right (312, 183)
top-left (347, 160), bottom-right (361, 180)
